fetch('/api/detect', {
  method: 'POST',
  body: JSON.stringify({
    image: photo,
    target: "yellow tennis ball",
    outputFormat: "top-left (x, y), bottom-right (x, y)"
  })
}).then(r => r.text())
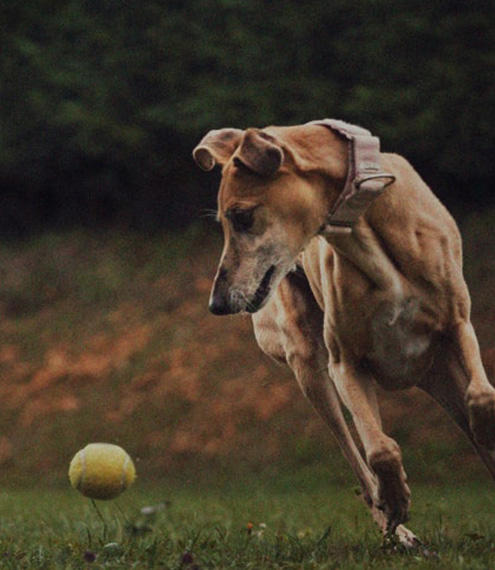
top-left (68, 443), bottom-right (136, 500)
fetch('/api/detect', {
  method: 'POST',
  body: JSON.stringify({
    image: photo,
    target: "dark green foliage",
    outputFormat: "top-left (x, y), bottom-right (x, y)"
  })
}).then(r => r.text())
top-left (1, 0), bottom-right (494, 234)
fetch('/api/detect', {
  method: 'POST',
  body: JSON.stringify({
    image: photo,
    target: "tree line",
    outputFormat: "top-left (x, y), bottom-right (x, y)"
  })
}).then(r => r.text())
top-left (1, 0), bottom-right (494, 235)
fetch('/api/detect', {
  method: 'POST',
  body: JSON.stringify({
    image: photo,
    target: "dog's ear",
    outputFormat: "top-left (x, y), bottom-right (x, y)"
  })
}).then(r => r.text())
top-left (234, 129), bottom-right (284, 177)
top-left (193, 128), bottom-right (244, 171)
top-left (272, 124), bottom-right (348, 183)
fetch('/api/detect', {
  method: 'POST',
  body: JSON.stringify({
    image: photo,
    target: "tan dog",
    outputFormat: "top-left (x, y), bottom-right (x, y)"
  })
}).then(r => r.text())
top-left (193, 120), bottom-right (495, 546)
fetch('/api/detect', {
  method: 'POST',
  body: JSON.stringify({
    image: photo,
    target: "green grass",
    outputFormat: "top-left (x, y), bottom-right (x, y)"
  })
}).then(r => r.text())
top-left (2, 469), bottom-right (495, 569)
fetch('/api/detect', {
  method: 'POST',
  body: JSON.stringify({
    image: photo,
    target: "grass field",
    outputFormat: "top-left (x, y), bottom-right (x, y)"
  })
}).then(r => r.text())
top-left (1, 467), bottom-right (495, 569)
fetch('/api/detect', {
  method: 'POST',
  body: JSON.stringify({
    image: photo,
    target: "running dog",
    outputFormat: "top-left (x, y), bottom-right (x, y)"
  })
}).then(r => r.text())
top-left (193, 119), bottom-right (495, 546)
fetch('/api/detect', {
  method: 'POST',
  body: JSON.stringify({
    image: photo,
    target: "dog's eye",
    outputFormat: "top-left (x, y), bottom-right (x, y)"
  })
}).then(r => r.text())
top-left (230, 208), bottom-right (255, 233)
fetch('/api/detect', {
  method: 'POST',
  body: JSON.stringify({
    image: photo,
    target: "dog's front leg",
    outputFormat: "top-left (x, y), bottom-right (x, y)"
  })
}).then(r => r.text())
top-left (331, 360), bottom-right (410, 533)
top-left (292, 357), bottom-right (377, 506)
top-left (253, 276), bottom-right (418, 545)
top-left (294, 360), bottom-right (418, 546)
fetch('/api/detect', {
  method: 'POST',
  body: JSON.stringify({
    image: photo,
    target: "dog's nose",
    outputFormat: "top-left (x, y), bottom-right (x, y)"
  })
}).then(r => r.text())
top-left (209, 267), bottom-right (232, 315)
top-left (209, 294), bottom-right (232, 315)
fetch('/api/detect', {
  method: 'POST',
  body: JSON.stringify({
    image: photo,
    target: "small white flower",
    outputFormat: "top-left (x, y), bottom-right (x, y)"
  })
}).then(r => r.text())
top-left (140, 502), bottom-right (169, 515)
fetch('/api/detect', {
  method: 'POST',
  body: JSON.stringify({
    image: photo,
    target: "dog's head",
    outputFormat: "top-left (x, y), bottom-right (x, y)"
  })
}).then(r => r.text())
top-left (193, 124), bottom-right (346, 315)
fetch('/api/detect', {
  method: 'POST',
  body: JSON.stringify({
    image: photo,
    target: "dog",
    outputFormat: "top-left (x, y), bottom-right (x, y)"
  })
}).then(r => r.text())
top-left (193, 119), bottom-right (495, 546)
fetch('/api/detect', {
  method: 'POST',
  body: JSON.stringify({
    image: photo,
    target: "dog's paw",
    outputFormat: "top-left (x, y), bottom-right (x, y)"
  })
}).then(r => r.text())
top-left (466, 386), bottom-right (495, 450)
top-left (394, 524), bottom-right (421, 549)
top-left (375, 484), bottom-right (411, 533)
top-left (369, 445), bottom-right (411, 533)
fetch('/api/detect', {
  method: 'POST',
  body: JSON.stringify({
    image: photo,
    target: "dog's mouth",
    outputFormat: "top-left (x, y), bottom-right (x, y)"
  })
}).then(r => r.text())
top-left (246, 265), bottom-right (276, 313)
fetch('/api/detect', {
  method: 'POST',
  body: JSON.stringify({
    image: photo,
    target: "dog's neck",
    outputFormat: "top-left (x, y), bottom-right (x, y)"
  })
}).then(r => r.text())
top-left (306, 133), bottom-right (403, 297)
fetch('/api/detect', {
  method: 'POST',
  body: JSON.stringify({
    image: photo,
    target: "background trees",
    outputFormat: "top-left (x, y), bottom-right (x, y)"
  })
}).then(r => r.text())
top-left (1, 0), bottom-right (494, 235)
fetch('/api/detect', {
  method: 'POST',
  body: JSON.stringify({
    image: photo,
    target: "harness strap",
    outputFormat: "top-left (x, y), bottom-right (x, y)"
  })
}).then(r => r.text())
top-left (308, 119), bottom-right (396, 233)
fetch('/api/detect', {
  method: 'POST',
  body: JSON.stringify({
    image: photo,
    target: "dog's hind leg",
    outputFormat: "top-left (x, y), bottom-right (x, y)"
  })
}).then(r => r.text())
top-left (449, 322), bottom-right (495, 451)
top-left (418, 340), bottom-right (495, 481)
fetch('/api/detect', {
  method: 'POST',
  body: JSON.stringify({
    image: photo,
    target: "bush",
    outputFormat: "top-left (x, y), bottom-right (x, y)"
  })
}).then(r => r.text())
top-left (1, 0), bottom-right (494, 234)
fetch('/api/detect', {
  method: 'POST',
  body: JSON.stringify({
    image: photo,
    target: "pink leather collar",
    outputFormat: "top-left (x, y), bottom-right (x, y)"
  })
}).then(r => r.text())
top-left (309, 119), bottom-right (396, 233)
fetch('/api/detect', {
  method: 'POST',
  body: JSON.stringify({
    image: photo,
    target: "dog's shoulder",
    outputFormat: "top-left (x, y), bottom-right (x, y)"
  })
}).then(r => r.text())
top-left (367, 152), bottom-right (465, 291)
top-left (377, 153), bottom-right (459, 233)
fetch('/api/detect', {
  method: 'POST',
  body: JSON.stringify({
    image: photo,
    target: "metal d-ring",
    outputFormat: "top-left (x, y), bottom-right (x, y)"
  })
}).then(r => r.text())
top-left (355, 173), bottom-right (396, 189)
